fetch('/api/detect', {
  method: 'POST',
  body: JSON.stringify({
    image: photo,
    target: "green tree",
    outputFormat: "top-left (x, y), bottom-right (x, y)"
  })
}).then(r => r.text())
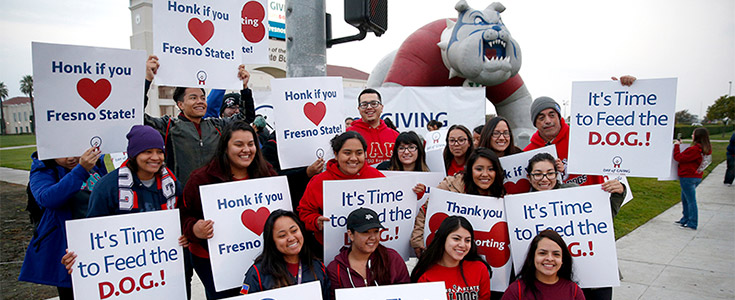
top-left (0, 82), bottom-right (7, 135)
top-left (19, 75), bottom-right (34, 133)
top-left (706, 95), bottom-right (735, 123)
top-left (675, 109), bottom-right (698, 124)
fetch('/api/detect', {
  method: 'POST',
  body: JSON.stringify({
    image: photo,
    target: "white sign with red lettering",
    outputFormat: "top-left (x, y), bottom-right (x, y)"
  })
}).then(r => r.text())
top-left (230, 281), bottom-right (322, 300)
top-left (498, 145), bottom-right (557, 195)
top-left (381, 171), bottom-right (445, 210)
top-left (240, 0), bottom-right (269, 64)
top-left (336, 282), bottom-right (447, 300)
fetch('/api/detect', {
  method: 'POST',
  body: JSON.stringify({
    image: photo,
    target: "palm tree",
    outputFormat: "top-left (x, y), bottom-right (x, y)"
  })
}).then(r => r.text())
top-left (19, 75), bottom-right (34, 133)
top-left (0, 82), bottom-right (7, 135)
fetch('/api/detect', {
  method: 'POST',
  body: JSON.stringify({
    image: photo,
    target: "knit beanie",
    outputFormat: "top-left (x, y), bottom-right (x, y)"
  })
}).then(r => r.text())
top-left (530, 96), bottom-right (561, 124)
top-left (126, 125), bottom-right (164, 159)
top-left (220, 93), bottom-right (241, 116)
top-left (253, 115), bottom-right (267, 129)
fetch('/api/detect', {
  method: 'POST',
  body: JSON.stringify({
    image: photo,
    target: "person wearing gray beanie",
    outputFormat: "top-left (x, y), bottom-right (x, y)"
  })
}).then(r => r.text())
top-left (530, 96), bottom-right (561, 125)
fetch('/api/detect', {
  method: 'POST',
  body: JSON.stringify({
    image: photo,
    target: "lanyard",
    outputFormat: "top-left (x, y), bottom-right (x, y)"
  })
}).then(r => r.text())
top-left (296, 261), bottom-right (303, 285)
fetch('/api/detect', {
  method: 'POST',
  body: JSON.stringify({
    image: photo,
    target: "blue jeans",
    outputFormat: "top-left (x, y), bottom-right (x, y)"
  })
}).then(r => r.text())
top-left (724, 154), bottom-right (735, 184)
top-left (679, 177), bottom-right (702, 229)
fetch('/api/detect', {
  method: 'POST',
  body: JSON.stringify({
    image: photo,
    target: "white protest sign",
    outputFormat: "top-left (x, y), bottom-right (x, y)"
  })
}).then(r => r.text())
top-left (504, 185), bottom-right (620, 288)
top-left (273, 77), bottom-right (344, 169)
top-left (32, 42), bottom-right (144, 160)
top-left (153, 0), bottom-right (242, 89)
top-left (65, 210), bottom-right (186, 300)
top-left (499, 145), bottom-right (557, 195)
top-left (110, 152), bottom-right (129, 169)
top-left (659, 143), bottom-right (682, 181)
top-left (424, 129), bottom-right (448, 152)
top-left (569, 78), bottom-right (677, 178)
top-left (229, 281), bottom-right (322, 300)
top-left (240, 0), bottom-right (270, 64)
top-left (323, 176), bottom-right (418, 265)
top-left (200, 176), bottom-right (292, 291)
top-left (424, 188), bottom-right (512, 291)
top-left (382, 171), bottom-right (445, 209)
top-left (603, 174), bottom-right (634, 206)
top-left (344, 87), bottom-right (486, 137)
top-left (335, 281), bottom-right (446, 300)
top-left (425, 148), bottom-right (446, 175)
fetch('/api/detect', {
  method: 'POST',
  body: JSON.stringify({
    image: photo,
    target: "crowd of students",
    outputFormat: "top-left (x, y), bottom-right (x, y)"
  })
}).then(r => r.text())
top-left (19, 66), bottom-right (712, 300)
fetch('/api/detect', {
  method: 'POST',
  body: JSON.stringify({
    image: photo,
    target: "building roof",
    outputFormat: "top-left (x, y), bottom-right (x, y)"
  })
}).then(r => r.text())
top-left (3, 97), bottom-right (30, 105)
top-left (326, 65), bottom-right (369, 80)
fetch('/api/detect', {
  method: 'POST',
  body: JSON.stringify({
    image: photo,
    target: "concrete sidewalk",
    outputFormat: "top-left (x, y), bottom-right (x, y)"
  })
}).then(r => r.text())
top-left (614, 162), bottom-right (735, 299)
top-left (0, 166), bottom-right (30, 185)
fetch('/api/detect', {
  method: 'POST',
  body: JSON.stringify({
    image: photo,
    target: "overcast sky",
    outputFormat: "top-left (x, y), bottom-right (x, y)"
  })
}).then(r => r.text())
top-left (1, 0), bottom-right (733, 119)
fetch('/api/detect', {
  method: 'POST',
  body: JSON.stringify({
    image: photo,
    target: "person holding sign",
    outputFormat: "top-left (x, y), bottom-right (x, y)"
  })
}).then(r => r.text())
top-left (241, 210), bottom-right (330, 299)
top-left (412, 148), bottom-right (506, 256)
top-left (377, 131), bottom-right (430, 172)
top-left (298, 131), bottom-right (385, 246)
top-left (346, 88), bottom-right (400, 166)
top-left (673, 128), bottom-right (712, 230)
top-left (411, 216), bottom-right (492, 300)
top-left (444, 125), bottom-right (475, 176)
top-left (182, 121), bottom-right (277, 299)
top-left (501, 230), bottom-right (584, 300)
top-left (479, 117), bottom-right (523, 157)
top-left (19, 148), bottom-right (106, 299)
top-left (326, 208), bottom-right (410, 295)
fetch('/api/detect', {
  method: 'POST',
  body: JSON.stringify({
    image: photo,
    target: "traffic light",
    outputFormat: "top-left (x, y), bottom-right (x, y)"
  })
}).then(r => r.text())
top-left (344, 0), bottom-right (387, 36)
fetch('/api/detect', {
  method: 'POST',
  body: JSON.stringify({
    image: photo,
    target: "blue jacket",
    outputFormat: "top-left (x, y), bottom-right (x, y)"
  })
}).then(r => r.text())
top-left (18, 152), bottom-right (107, 288)
top-left (87, 167), bottom-right (183, 217)
top-left (243, 259), bottom-right (330, 299)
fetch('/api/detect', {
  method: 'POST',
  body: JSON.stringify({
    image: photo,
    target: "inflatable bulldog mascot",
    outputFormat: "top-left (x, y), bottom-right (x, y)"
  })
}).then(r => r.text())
top-left (368, 0), bottom-right (534, 145)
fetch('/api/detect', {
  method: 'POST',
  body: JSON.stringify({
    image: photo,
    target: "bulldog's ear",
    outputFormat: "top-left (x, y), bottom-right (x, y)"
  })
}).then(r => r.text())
top-left (455, 0), bottom-right (470, 13)
top-left (487, 2), bottom-right (506, 13)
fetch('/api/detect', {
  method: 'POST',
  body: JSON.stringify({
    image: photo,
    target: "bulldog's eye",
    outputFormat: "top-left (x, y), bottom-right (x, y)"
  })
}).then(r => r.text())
top-left (474, 16), bottom-right (486, 25)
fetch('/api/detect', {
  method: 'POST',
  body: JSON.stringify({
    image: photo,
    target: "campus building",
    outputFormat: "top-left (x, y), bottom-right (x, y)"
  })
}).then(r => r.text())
top-left (1, 97), bottom-right (33, 135)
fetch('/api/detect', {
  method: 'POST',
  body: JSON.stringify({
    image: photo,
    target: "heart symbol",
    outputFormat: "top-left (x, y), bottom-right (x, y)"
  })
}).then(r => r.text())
top-left (188, 18), bottom-right (215, 46)
top-left (425, 212), bottom-right (448, 246)
top-left (303, 102), bottom-right (327, 126)
top-left (241, 1), bottom-right (266, 43)
top-left (241, 207), bottom-right (270, 236)
top-left (504, 178), bottom-right (531, 195)
top-left (474, 222), bottom-right (511, 268)
top-left (76, 78), bottom-right (112, 109)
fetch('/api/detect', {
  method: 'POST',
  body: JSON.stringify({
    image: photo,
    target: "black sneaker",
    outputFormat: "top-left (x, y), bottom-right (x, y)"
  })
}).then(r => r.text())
top-left (674, 220), bottom-right (683, 225)
top-left (679, 224), bottom-right (696, 230)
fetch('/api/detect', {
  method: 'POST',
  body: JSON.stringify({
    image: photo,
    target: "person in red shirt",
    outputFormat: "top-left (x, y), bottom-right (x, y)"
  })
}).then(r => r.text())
top-left (501, 230), bottom-right (584, 300)
top-left (411, 215), bottom-right (492, 300)
top-left (444, 125), bottom-right (475, 176)
top-left (347, 89), bottom-right (400, 166)
top-left (674, 128), bottom-right (712, 230)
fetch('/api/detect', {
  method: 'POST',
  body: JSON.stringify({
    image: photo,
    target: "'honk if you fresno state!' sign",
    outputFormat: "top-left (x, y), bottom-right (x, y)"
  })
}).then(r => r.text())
top-left (153, 0), bottom-right (243, 89)
top-left (273, 77), bottom-right (345, 169)
top-left (32, 42), bottom-right (145, 160)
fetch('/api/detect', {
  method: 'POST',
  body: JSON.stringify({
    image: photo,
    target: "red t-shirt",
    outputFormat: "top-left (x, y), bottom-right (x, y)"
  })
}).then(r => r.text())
top-left (500, 278), bottom-right (584, 300)
top-left (417, 260), bottom-right (491, 300)
top-left (447, 159), bottom-right (464, 176)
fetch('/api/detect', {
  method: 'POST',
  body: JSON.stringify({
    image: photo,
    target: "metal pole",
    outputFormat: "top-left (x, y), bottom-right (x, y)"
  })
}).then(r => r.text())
top-left (285, 0), bottom-right (327, 77)
top-left (729, 81), bottom-right (732, 97)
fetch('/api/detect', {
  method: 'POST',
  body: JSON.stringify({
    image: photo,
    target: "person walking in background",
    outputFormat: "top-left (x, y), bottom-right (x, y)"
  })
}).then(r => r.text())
top-left (724, 133), bottom-right (734, 186)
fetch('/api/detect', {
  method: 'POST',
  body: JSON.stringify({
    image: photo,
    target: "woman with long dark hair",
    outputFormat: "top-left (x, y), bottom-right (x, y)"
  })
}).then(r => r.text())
top-left (182, 120), bottom-right (277, 299)
top-left (242, 210), bottom-right (329, 299)
top-left (411, 216), bottom-right (491, 300)
top-left (674, 127), bottom-right (712, 230)
top-left (444, 125), bottom-right (474, 176)
top-left (377, 131), bottom-right (429, 172)
top-left (412, 148), bottom-right (505, 255)
top-left (501, 230), bottom-right (583, 300)
top-left (478, 117), bottom-right (523, 157)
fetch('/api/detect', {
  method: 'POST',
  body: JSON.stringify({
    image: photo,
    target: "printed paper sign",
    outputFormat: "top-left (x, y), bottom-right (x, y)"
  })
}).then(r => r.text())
top-left (504, 185), bottom-right (620, 288)
top-left (344, 87), bottom-right (485, 137)
top-left (32, 42), bottom-right (145, 160)
top-left (66, 210), bottom-right (186, 300)
top-left (273, 77), bottom-right (345, 169)
top-left (425, 148), bottom-right (447, 175)
top-left (382, 171), bottom-right (445, 210)
top-left (568, 78), bottom-right (677, 177)
top-left (499, 145), bottom-right (557, 194)
top-left (230, 281), bottom-right (322, 300)
top-left (200, 176), bottom-right (292, 291)
top-left (153, 0), bottom-right (243, 89)
top-left (603, 174), bottom-right (634, 206)
top-left (323, 176), bottom-right (418, 265)
top-left (424, 129), bottom-right (448, 152)
top-left (424, 188), bottom-right (511, 291)
top-left (240, 0), bottom-right (269, 64)
top-left (335, 282), bottom-right (446, 300)
top-left (110, 152), bottom-right (129, 169)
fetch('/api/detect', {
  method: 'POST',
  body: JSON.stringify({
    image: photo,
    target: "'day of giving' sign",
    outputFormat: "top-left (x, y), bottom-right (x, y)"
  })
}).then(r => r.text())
top-left (66, 210), bottom-right (186, 300)
top-left (200, 176), bottom-right (292, 291)
top-left (32, 42), bottom-right (145, 160)
top-left (153, 0), bottom-right (243, 89)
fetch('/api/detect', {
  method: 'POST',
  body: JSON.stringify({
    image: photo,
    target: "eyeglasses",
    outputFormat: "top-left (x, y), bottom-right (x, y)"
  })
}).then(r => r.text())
top-left (397, 145), bottom-right (418, 153)
top-left (529, 172), bottom-right (558, 181)
top-left (448, 138), bottom-right (468, 145)
top-left (492, 131), bottom-right (511, 138)
top-left (358, 101), bottom-right (381, 109)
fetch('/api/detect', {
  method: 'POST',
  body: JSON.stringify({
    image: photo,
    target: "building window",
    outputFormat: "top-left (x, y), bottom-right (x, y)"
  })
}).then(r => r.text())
top-left (13, 113), bottom-right (17, 122)
top-left (26, 126), bottom-right (30, 132)
top-left (15, 127), bottom-right (18, 134)
top-left (24, 112), bottom-right (28, 121)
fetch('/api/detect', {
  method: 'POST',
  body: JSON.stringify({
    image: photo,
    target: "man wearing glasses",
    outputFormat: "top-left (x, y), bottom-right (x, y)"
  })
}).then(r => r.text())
top-left (347, 88), bottom-right (400, 166)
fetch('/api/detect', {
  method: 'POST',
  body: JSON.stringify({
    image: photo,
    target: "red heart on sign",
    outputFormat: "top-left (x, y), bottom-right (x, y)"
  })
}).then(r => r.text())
top-left (425, 212), bottom-right (448, 246)
top-left (474, 222), bottom-right (511, 268)
top-left (241, 1), bottom-right (266, 43)
top-left (76, 78), bottom-right (112, 109)
top-left (241, 207), bottom-right (270, 236)
top-left (303, 102), bottom-right (327, 126)
top-left (504, 178), bottom-right (531, 195)
top-left (188, 18), bottom-right (215, 46)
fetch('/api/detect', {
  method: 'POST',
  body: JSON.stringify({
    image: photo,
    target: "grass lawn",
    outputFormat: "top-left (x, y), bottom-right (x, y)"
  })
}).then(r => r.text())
top-left (0, 134), bottom-right (36, 148)
top-left (0, 147), bottom-right (36, 170)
